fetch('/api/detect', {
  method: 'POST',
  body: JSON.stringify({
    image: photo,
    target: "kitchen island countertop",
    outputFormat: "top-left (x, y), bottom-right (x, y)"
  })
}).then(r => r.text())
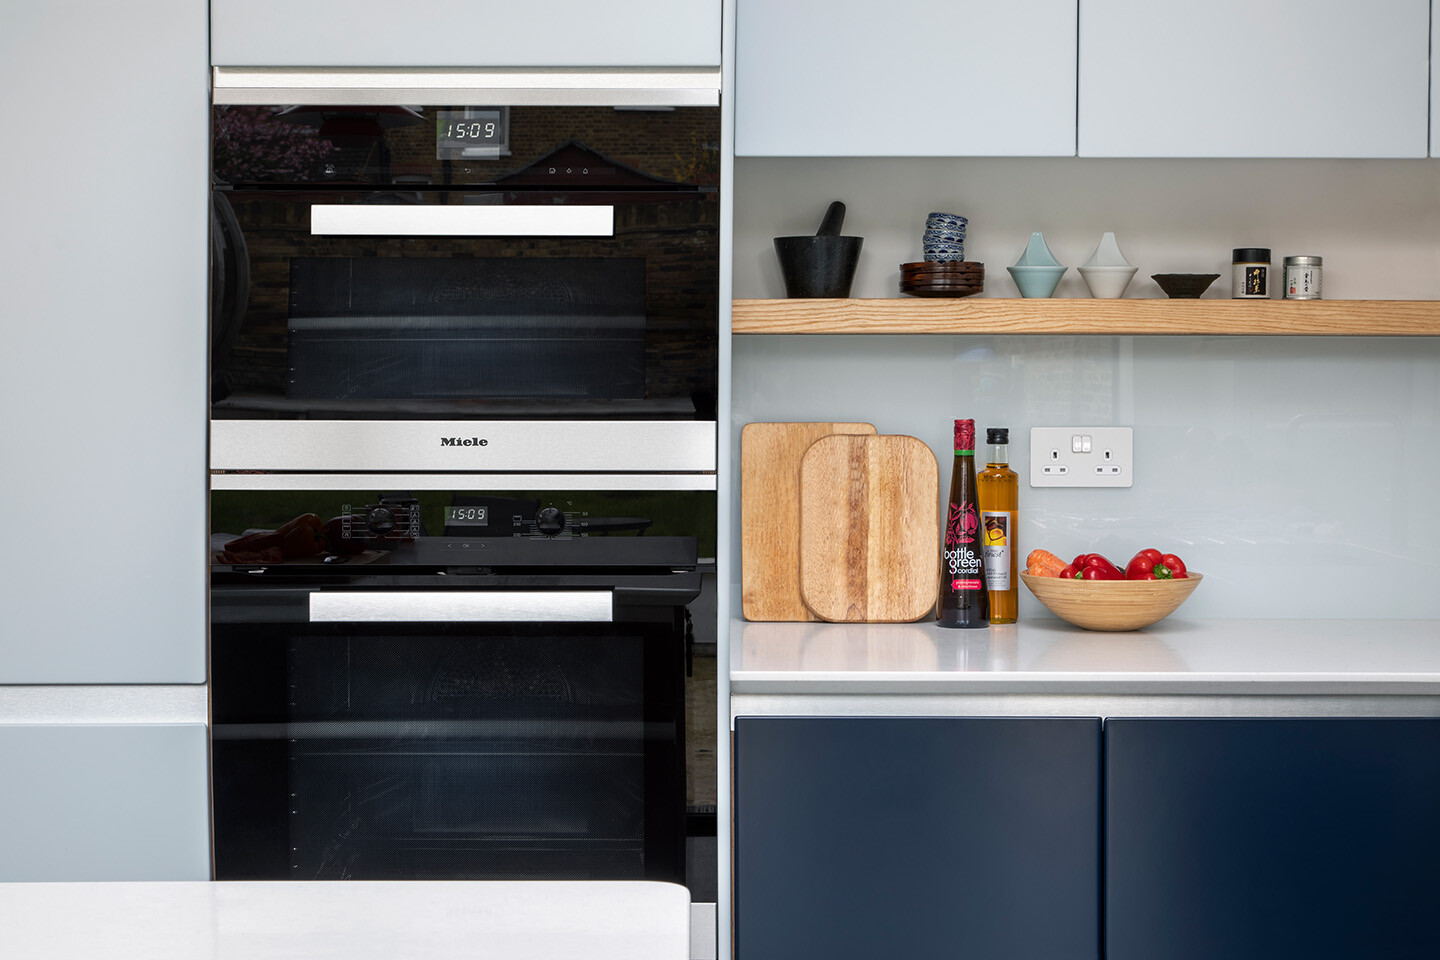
top-left (731, 618), bottom-right (1440, 714)
top-left (0, 881), bottom-right (691, 960)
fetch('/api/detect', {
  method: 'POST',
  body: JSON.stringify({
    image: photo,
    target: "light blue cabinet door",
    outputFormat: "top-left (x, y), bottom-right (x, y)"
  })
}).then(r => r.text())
top-left (736, 0), bottom-right (1077, 157)
top-left (0, 724), bottom-right (210, 881)
top-left (1433, 1), bottom-right (1439, 156)
top-left (211, 0), bottom-right (722, 67)
top-left (1080, 0), bottom-right (1429, 157)
top-left (0, 1), bottom-right (207, 682)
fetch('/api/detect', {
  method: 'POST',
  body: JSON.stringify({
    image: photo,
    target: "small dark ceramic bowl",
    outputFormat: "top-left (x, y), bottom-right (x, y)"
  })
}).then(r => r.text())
top-left (1152, 273), bottom-right (1221, 298)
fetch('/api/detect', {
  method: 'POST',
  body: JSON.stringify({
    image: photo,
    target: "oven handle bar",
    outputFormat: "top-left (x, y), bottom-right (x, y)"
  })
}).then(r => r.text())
top-left (310, 205), bottom-right (614, 237)
top-left (308, 591), bottom-right (613, 623)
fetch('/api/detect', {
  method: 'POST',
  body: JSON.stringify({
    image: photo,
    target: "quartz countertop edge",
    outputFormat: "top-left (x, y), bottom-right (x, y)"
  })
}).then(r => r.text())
top-left (729, 671), bottom-right (1440, 696)
top-left (730, 618), bottom-right (1440, 696)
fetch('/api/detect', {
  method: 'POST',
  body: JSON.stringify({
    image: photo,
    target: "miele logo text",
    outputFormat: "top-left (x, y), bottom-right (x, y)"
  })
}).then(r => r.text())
top-left (440, 437), bottom-right (489, 447)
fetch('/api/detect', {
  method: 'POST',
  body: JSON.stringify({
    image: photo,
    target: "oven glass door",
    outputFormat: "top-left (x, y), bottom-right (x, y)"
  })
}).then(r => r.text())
top-left (210, 104), bottom-right (718, 423)
top-left (211, 614), bottom-right (685, 882)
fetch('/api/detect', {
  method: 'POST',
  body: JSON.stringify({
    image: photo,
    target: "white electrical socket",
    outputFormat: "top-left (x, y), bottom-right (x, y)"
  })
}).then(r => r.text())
top-left (1029, 427), bottom-right (1134, 488)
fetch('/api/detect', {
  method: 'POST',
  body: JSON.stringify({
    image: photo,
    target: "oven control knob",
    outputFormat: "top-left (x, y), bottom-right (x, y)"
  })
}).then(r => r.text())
top-left (535, 507), bottom-right (565, 536)
top-left (366, 506), bottom-right (396, 536)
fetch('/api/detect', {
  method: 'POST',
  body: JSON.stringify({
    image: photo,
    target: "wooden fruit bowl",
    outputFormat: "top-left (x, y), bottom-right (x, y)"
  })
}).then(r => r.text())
top-left (1020, 572), bottom-right (1203, 631)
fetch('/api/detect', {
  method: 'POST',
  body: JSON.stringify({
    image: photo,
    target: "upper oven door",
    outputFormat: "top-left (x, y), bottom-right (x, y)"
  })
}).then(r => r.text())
top-left (209, 72), bottom-right (719, 473)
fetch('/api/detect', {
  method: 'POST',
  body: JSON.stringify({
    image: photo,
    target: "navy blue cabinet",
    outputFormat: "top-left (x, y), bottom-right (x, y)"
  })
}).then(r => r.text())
top-left (734, 717), bottom-right (1102, 960)
top-left (1106, 718), bottom-right (1440, 960)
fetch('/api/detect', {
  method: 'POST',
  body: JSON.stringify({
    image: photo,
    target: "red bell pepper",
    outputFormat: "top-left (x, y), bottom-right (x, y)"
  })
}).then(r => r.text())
top-left (1066, 554), bottom-right (1125, 580)
top-left (1125, 548), bottom-right (1188, 580)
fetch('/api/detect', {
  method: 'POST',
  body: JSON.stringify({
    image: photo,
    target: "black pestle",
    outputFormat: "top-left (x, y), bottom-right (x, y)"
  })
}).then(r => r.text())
top-left (816, 200), bottom-right (846, 236)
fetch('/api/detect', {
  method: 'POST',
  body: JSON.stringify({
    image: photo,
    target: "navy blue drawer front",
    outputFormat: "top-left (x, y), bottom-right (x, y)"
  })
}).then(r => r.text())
top-left (735, 717), bottom-right (1101, 960)
top-left (1106, 718), bottom-right (1440, 960)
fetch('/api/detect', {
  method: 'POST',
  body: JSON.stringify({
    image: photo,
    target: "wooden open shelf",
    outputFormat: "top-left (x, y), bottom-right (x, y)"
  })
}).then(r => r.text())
top-left (731, 298), bottom-right (1440, 336)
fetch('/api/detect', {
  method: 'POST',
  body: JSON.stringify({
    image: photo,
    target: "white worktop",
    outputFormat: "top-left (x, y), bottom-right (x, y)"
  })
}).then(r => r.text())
top-left (0, 881), bottom-right (690, 960)
top-left (732, 618), bottom-right (1440, 696)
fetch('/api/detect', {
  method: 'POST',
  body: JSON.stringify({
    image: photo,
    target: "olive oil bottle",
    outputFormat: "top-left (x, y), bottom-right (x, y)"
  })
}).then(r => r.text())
top-left (937, 419), bottom-right (989, 628)
top-left (977, 427), bottom-right (1019, 624)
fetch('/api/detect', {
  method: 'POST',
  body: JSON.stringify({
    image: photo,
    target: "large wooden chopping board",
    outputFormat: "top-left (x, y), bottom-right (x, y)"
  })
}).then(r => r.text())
top-left (798, 434), bottom-right (940, 623)
top-left (740, 421), bottom-right (876, 621)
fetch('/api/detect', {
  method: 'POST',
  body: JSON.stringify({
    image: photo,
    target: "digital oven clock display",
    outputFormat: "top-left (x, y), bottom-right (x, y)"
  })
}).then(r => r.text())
top-left (444, 505), bottom-right (489, 526)
top-left (436, 110), bottom-right (504, 159)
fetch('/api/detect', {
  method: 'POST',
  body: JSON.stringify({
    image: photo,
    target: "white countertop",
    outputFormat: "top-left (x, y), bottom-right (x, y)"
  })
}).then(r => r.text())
top-left (731, 618), bottom-right (1440, 696)
top-left (0, 881), bottom-right (690, 960)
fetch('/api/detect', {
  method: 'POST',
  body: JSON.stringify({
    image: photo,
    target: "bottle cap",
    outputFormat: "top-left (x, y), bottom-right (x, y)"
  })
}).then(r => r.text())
top-left (1233, 247), bottom-right (1271, 263)
top-left (986, 427), bottom-right (1009, 444)
top-left (954, 419), bottom-right (975, 453)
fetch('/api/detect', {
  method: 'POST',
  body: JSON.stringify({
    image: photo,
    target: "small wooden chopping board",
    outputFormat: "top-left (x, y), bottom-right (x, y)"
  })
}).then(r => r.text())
top-left (798, 434), bottom-right (940, 623)
top-left (741, 421), bottom-right (877, 621)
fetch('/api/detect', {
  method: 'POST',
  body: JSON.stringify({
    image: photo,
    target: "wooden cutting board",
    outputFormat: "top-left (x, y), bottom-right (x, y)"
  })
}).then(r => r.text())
top-left (798, 434), bottom-right (940, 623)
top-left (740, 421), bottom-right (877, 621)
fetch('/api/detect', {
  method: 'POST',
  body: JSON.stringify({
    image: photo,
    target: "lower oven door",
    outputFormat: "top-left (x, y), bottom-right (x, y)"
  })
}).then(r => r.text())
top-left (211, 594), bottom-right (685, 882)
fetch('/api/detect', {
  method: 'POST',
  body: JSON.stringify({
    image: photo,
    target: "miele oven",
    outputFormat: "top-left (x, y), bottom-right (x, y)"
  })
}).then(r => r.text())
top-left (209, 68), bottom-right (719, 474)
top-left (208, 66), bottom-right (720, 891)
top-left (209, 481), bottom-right (713, 884)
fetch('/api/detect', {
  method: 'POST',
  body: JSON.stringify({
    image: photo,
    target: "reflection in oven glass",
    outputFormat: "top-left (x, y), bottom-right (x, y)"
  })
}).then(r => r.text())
top-left (286, 634), bottom-right (650, 880)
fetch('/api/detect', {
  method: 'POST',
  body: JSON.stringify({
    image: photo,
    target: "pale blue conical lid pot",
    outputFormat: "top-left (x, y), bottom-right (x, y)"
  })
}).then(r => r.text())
top-left (1007, 231), bottom-right (1067, 297)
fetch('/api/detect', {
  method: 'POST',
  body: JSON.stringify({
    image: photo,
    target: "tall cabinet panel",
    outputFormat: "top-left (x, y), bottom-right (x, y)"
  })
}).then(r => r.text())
top-left (735, 0), bottom-right (1077, 156)
top-left (0, 724), bottom-right (210, 881)
top-left (1106, 718), bottom-right (1440, 960)
top-left (1079, 0), bottom-right (1429, 157)
top-left (211, 0), bottom-right (722, 67)
top-left (0, 0), bottom-right (207, 681)
top-left (734, 717), bottom-right (1101, 960)
top-left (1433, 0), bottom-right (1439, 157)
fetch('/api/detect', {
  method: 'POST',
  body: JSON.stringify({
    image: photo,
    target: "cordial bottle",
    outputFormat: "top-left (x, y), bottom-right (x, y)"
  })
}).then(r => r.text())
top-left (937, 418), bottom-right (989, 628)
top-left (977, 426), bottom-right (1019, 625)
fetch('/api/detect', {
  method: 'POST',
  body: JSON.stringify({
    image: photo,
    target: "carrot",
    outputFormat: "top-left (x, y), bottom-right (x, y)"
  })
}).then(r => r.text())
top-left (1026, 548), bottom-right (1067, 578)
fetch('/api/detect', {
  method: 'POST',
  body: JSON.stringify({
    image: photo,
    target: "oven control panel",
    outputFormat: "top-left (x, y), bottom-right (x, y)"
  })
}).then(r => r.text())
top-left (434, 496), bottom-right (653, 539)
top-left (338, 497), bottom-right (422, 542)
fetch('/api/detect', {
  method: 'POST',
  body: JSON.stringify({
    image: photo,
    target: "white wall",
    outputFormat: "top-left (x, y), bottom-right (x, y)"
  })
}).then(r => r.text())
top-left (732, 157), bottom-right (1440, 620)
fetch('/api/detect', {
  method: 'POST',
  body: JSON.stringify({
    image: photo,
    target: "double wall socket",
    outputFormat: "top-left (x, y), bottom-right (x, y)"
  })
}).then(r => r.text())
top-left (1029, 427), bottom-right (1133, 488)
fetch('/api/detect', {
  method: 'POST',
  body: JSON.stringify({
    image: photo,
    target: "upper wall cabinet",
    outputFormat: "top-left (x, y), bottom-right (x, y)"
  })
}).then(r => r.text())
top-left (1079, 0), bottom-right (1430, 158)
top-left (211, 0), bottom-right (721, 68)
top-left (735, 0), bottom-right (1077, 157)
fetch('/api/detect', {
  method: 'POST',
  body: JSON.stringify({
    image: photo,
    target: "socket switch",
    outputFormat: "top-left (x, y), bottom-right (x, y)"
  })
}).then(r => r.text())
top-left (1029, 426), bottom-right (1133, 488)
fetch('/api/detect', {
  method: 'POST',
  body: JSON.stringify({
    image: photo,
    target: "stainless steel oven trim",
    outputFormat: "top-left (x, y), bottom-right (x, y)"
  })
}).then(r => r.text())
top-left (0, 685), bottom-right (208, 725)
top-left (209, 472), bottom-right (716, 491)
top-left (309, 590), bottom-right (614, 623)
top-left (310, 205), bottom-right (615, 237)
top-left (212, 67), bottom-right (722, 107)
top-left (210, 421), bottom-right (717, 473)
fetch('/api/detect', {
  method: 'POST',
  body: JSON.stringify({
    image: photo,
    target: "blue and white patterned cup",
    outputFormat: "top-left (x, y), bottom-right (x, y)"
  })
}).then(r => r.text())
top-left (923, 245), bottom-right (967, 262)
top-left (926, 212), bottom-right (969, 232)
top-left (923, 228), bottom-right (967, 245)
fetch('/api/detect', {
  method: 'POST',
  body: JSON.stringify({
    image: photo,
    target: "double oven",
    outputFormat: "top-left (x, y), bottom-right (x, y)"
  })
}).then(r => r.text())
top-left (207, 69), bottom-right (720, 890)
